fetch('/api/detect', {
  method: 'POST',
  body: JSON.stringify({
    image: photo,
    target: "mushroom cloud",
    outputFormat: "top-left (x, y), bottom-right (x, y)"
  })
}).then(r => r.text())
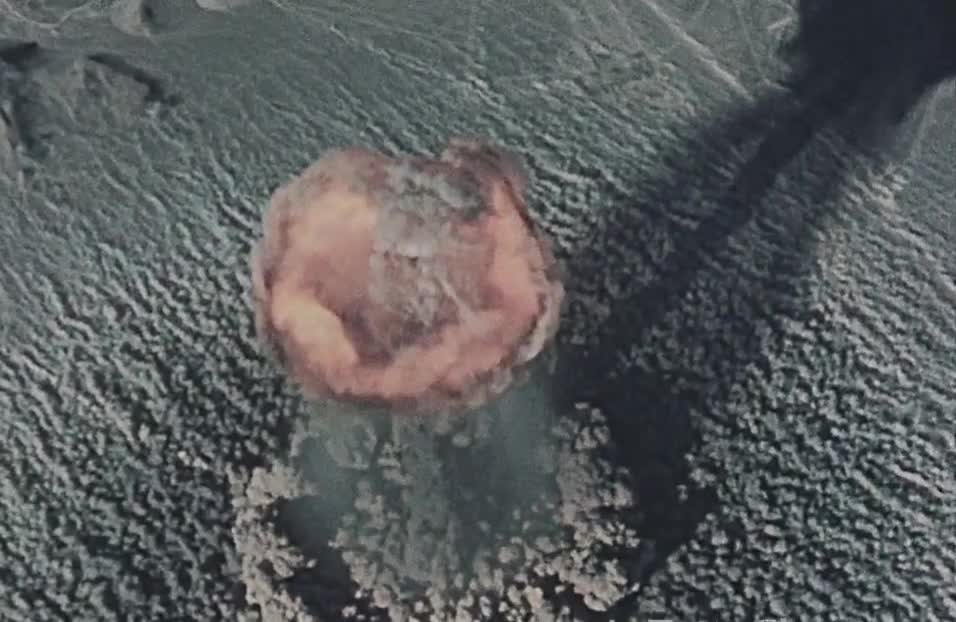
top-left (250, 139), bottom-right (564, 414)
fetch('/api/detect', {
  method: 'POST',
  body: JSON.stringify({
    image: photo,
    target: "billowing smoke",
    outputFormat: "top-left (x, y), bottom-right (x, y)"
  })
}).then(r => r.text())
top-left (250, 139), bottom-right (564, 414)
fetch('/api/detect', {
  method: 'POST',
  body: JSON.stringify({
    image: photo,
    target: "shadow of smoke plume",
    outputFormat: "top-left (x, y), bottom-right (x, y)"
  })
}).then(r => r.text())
top-left (555, 1), bottom-right (956, 616)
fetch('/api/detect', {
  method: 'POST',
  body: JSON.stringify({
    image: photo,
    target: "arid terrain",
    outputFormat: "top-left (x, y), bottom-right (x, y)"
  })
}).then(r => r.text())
top-left (1, 2), bottom-right (954, 620)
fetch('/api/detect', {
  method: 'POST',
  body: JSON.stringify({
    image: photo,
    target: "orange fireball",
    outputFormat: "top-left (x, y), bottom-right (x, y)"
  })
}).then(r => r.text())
top-left (250, 139), bottom-right (564, 413)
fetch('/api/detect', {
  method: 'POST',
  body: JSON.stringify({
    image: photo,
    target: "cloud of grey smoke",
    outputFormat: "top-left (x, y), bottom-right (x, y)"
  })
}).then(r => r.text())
top-left (231, 372), bottom-right (649, 621)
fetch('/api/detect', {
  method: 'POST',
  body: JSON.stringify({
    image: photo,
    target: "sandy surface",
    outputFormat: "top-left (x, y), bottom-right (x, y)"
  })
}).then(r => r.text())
top-left (1, 1), bottom-right (955, 621)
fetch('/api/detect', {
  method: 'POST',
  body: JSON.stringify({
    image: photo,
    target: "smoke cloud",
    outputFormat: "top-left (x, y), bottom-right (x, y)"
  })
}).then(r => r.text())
top-left (250, 139), bottom-right (564, 413)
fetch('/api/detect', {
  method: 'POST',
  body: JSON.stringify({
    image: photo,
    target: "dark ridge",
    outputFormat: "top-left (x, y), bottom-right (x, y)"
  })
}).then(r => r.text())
top-left (86, 53), bottom-right (180, 106)
top-left (0, 41), bottom-right (40, 68)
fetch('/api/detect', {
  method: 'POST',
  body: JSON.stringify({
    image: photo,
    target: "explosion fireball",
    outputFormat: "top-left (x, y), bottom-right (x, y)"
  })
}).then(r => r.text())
top-left (250, 139), bottom-right (564, 413)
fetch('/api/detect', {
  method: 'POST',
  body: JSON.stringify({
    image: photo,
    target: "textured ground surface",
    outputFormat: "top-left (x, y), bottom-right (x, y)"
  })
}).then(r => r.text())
top-left (1, 1), bottom-right (954, 621)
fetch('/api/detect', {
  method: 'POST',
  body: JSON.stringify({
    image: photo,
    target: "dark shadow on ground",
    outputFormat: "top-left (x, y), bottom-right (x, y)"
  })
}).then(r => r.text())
top-left (551, 1), bottom-right (956, 616)
top-left (783, 0), bottom-right (956, 143)
top-left (275, 493), bottom-right (386, 620)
